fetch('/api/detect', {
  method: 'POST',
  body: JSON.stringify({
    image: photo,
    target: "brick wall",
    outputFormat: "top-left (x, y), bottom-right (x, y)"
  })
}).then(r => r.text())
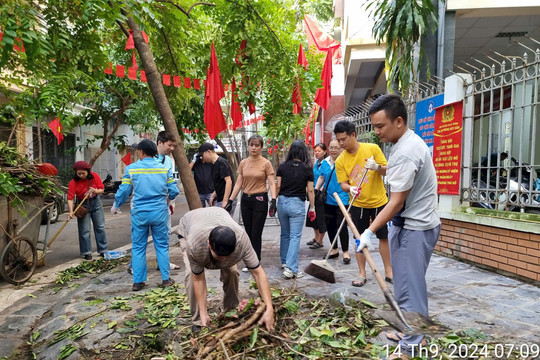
top-left (437, 219), bottom-right (540, 282)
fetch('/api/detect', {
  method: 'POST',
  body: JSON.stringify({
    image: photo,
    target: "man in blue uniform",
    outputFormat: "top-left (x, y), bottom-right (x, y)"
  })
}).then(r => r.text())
top-left (112, 139), bottom-right (180, 291)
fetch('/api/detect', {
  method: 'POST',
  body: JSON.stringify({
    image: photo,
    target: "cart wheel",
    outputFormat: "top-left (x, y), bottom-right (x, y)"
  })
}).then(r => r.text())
top-left (0, 237), bottom-right (37, 285)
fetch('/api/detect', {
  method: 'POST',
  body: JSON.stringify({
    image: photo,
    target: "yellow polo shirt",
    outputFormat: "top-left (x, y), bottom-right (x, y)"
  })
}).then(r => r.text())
top-left (335, 142), bottom-right (388, 208)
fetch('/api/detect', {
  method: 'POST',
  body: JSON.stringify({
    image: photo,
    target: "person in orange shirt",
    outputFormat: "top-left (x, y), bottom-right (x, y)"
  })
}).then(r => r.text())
top-left (334, 120), bottom-right (393, 287)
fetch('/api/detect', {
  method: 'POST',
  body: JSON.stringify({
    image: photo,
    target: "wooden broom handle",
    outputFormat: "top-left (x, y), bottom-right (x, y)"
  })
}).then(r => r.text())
top-left (333, 193), bottom-right (389, 292)
top-left (47, 192), bottom-right (90, 248)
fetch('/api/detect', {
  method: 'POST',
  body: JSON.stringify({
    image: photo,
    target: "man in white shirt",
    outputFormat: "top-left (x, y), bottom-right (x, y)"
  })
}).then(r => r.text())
top-left (356, 94), bottom-right (440, 359)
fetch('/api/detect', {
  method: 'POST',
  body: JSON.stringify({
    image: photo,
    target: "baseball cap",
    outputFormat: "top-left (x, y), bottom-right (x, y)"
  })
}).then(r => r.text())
top-left (132, 139), bottom-right (158, 157)
top-left (198, 143), bottom-right (215, 155)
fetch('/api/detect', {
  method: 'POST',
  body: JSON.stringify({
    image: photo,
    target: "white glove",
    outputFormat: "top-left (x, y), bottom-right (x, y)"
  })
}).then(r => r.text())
top-left (192, 153), bottom-right (198, 163)
top-left (364, 157), bottom-right (380, 171)
top-left (111, 205), bottom-right (121, 215)
top-left (349, 186), bottom-right (359, 197)
top-left (355, 229), bottom-right (376, 253)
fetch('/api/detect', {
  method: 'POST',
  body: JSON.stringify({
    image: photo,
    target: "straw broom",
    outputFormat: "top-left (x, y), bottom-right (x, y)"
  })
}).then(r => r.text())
top-left (304, 165), bottom-right (370, 283)
top-left (36, 193), bottom-right (90, 267)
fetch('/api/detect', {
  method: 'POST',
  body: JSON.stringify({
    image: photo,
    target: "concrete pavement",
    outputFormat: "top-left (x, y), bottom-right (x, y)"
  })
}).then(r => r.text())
top-left (0, 194), bottom-right (539, 358)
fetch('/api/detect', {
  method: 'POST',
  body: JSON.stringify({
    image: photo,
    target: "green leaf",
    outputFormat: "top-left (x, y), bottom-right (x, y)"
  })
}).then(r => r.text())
top-left (353, 331), bottom-right (367, 346)
top-left (249, 325), bottom-right (259, 349)
top-left (107, 321), bottom-right (117, 329)
top-left (309, 327), bottom-right (322, 338)
top-left (361, 299), bottom-right (377, 308)
top-left (334, 326), bottom-right (349, 334)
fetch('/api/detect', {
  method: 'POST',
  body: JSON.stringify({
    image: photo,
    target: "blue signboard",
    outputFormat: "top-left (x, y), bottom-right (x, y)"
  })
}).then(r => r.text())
top-left (415, 94), bottom-right (444, 155)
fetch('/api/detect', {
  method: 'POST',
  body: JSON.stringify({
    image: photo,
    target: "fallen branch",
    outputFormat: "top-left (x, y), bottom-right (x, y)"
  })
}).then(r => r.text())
top-left (198, 303), bottom-right (266, 358)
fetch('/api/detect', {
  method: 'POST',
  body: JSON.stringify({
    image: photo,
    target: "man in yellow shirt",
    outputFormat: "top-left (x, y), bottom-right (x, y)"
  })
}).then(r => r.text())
top-left (334, 120), bottom-right (393, 287)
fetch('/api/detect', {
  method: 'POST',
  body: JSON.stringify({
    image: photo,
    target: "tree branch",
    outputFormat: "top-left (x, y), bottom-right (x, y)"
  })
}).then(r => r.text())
top-left (187, 2), bottom-right (216, 15)
top-left (223, 0), bottom-right (283, 51)
top-left (154, 0), bottom-right (190, 17)
top-left (160, 28), bottom-right (179, 73)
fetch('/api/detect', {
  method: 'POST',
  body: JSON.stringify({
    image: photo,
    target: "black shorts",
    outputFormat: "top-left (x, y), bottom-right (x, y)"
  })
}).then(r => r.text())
top-left (349, 204), bottom-right (388, 239)
top-left (305, 196), bottom-right (327, 232)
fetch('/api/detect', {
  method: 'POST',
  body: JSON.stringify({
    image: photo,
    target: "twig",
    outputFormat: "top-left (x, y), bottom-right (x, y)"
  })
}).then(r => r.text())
top-left (199, 303), bottom-right (266, 358)
top-left (155, 0), bottom-right (214, 17)
top-left (284, 342), bottom-right (311, 358)
top-left (219, 339), bottom-right (231, 360)
top-left (297, 302), bottom-right (322, 344)
top-left (160, 28), bottom-right (179, 73)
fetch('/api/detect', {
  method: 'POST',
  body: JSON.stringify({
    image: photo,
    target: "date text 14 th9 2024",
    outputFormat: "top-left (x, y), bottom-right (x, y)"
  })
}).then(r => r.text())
top-left (383, 342), bottom-right (539, 359)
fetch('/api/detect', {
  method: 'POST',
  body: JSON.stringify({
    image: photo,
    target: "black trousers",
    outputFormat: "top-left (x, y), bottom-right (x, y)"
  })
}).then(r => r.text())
top-left (241, 192), bottom-right (268, 260)
top-left (324, 203), bottom-right (349, 251)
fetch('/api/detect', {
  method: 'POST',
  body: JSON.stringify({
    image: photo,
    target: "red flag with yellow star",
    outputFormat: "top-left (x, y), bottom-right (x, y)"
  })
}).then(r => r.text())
top-left (48, 118), bottom-right (64, 145)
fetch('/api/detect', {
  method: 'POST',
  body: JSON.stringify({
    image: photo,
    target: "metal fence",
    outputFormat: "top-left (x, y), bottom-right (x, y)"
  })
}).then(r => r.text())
top-left (461, 47), bottom-right (540, 213)
top-left (347, 56), bottom-right (540, 214)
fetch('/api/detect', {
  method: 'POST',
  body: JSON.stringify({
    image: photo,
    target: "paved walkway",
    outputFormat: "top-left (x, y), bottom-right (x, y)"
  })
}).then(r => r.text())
top-left (1, 197), bottom-right (539, 358)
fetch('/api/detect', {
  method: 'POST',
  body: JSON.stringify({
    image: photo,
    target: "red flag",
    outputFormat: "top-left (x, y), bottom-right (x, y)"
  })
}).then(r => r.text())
top-left (203, 42), bottom-right (227, 139)
top-left (141, 30), bottom-right (149, 44)
top-left (235, 40), bottom-right (247, 66)
top-left (292, 78), bottom-right (302, 114)
top-left (128, 67), bottom-right (137, 80)
top-left (173, 75), bottom-right (181, 87)
top-left (121, 152), bottom-right (131, 166)
top-left (248, 98), bottom-right (256, 115)
top-left (184, 77), bottom-right (191, 89)
top-left (116, 65), bottom-right (125, 78)
top-left (297, 44), bottom-right (308, 69)
top-left (140, 70), bottom-right (147, 82)
top-left (231, 78), bottom-right (243, 130)
top-left (304, 15), bottom-right (341, 64)
top-left (314, 49), bottom-right (333, 110)
top-left (125, 31), bottom-right (134, 50)
top-left (104, 63), bottom-right (113, 75)
top-left (304, 115), bottom-right (311, 144)
top-left (13, 38), bottom-right (25, 52)
top-left (163, 74), bottom-right (171, 86)
top-left (48, 118), bottom-right (64, 145)
top-left (131, 51), bottom-right (138, 69)
top-left (312, 113), bottom-right (317, 147)
top-left (193, 79), bottom-right (201, 90)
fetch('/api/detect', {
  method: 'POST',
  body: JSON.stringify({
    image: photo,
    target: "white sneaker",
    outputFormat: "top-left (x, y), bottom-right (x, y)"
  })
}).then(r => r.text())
top-left (281, 263), bottom-right (287, 269)
top-left (282, 268), bottom-right (303, 279)
top-left (241, 267), bottom-right (249, 272)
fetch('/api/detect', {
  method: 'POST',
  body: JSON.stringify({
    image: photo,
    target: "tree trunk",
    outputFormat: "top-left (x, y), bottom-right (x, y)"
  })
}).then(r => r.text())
top-left (126, 17), bottom-right (201, 210)
top-left (88, 105), bottom-right (126, 167)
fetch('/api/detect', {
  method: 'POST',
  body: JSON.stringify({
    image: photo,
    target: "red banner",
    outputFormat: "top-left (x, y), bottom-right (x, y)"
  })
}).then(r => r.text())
top-left (433, 100), bottom-right (463, 195)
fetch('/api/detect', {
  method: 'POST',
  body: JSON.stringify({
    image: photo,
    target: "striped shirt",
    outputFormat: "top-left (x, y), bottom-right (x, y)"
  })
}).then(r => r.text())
top-left (177, 207), bottom-right (259, 274)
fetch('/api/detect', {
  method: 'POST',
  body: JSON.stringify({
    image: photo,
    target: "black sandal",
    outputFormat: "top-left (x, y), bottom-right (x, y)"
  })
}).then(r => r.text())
top-left (309, 242), bottom-right (324, 249)
top-left (306, 239), bottom-right (316, 246)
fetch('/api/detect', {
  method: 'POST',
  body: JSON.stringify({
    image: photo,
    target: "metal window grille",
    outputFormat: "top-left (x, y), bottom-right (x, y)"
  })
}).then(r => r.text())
top-left (461, 49), bottom-right (540, 213)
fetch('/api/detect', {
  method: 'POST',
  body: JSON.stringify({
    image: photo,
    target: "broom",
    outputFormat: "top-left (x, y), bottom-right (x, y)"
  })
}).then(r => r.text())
top-left (36, 193), bottom-right (90, 267)
top-left (304, 164), bottom-right (370, 283)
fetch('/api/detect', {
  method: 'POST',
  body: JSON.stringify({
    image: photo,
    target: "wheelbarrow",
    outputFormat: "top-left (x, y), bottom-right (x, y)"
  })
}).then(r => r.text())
top-left (0, 195), bottom-right (53, 285)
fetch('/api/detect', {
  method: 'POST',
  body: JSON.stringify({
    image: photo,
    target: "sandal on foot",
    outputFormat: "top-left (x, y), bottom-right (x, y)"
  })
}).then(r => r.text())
top-left (309, 242), bottom-right (324, 249)
top-left (385, 276), bottom-right (393, 284)
top-left (386, 331), bottom-right (403, 343)
top-left (325, 252), bottom-right (339, 259)
top-left (306, 239), bottom-right (317, 246)
top-left (351, 277), bottom-right (367, 287)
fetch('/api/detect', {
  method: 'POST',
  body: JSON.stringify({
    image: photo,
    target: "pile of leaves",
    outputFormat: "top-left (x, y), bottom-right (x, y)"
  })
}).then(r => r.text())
top-left (0, 141), bottom-right (64, 205)
top-left (53, 256), bottom-right (131, 292)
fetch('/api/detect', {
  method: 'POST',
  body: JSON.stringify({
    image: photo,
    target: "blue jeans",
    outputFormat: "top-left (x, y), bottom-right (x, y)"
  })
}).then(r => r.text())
top-left (277, 195), bottom-right (305, 273)
top-left (199, 193), bottom-right (212, 207)
top-left (77, 196), bottom-right (108, 255)
top-left (131, 210), bottom-right (170, 283)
